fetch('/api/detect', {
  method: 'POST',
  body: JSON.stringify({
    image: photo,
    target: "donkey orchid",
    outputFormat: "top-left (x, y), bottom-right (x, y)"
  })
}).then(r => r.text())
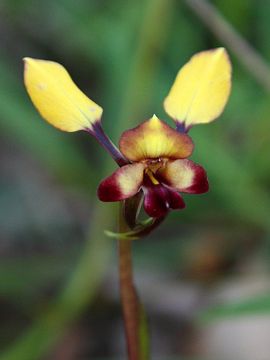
top-left (24, 48), bottom-right (231, 224)
top-left (98, 114), bottom-right (208, 218)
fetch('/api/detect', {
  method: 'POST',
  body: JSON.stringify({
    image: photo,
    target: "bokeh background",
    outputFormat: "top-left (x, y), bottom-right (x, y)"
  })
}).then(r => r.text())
top-left (1, 0), bottom-right (270, 359)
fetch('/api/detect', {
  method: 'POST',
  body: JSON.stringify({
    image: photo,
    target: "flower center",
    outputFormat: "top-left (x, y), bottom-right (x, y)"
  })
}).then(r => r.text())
top-left (143, 158), bottom-right (167, 185)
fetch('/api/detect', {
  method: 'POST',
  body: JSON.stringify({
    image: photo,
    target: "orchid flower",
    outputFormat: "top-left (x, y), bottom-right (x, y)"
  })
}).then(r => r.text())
top-left (23, 48), bottom-right (232, 358)
top-left (24, 48), bottom-right (231, 228)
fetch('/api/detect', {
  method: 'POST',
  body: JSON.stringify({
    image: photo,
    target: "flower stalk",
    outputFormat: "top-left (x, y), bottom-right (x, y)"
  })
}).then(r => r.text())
top-left (118, 203), bottom-right (148, 360)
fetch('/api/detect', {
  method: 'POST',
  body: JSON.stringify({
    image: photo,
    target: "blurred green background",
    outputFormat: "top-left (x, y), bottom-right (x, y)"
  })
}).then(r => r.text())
top-left (1, 0), bottom-right (270, 359)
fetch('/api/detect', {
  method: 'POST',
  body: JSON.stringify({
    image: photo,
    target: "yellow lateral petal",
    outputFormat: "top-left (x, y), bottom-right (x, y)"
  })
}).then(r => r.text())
top-left (23, 58), bottom-right (103, 132)
top-left (158, 159), bottom-right (208, 193)
top-left (164, 48), bottom-right (232, 127)
top-left (98, 163), bottom-right (145, 201)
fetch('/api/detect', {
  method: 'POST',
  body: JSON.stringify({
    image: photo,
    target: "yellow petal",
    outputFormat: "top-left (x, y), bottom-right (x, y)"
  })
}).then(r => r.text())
top-left (23, 58), bottom-right (103, 132)
top-left (164, 48), bottom-right (232, 128)
top-left (119, 114), bottom-right (193, 161)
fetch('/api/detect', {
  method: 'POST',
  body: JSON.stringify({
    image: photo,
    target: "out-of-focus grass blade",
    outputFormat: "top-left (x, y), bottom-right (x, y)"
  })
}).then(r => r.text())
top-left (139, 303), bottom-right (150, 360)
top-left (0, 250), bottom-right (79, 302)
top-left (199, 292), bottom-right (270, 323)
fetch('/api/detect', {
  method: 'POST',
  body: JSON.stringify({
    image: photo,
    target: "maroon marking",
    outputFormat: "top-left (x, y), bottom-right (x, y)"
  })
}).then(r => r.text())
top-left (184, 165), bottom-right (209, 194)
top-left (97, 164), bottom-right (144, 202)
top-left (98, 176), bottom-right (123, 201)
top-left (157, 159), bottom-right (209, 194)
top-left (143, 183), bottom-right (185, 218)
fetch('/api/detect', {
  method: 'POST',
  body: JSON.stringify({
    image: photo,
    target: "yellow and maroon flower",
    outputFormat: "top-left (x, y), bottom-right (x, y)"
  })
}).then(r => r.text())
top-left (98, 115), bottom-right (208, 217)
top-left (23, 48), bottom-right (231, 220)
